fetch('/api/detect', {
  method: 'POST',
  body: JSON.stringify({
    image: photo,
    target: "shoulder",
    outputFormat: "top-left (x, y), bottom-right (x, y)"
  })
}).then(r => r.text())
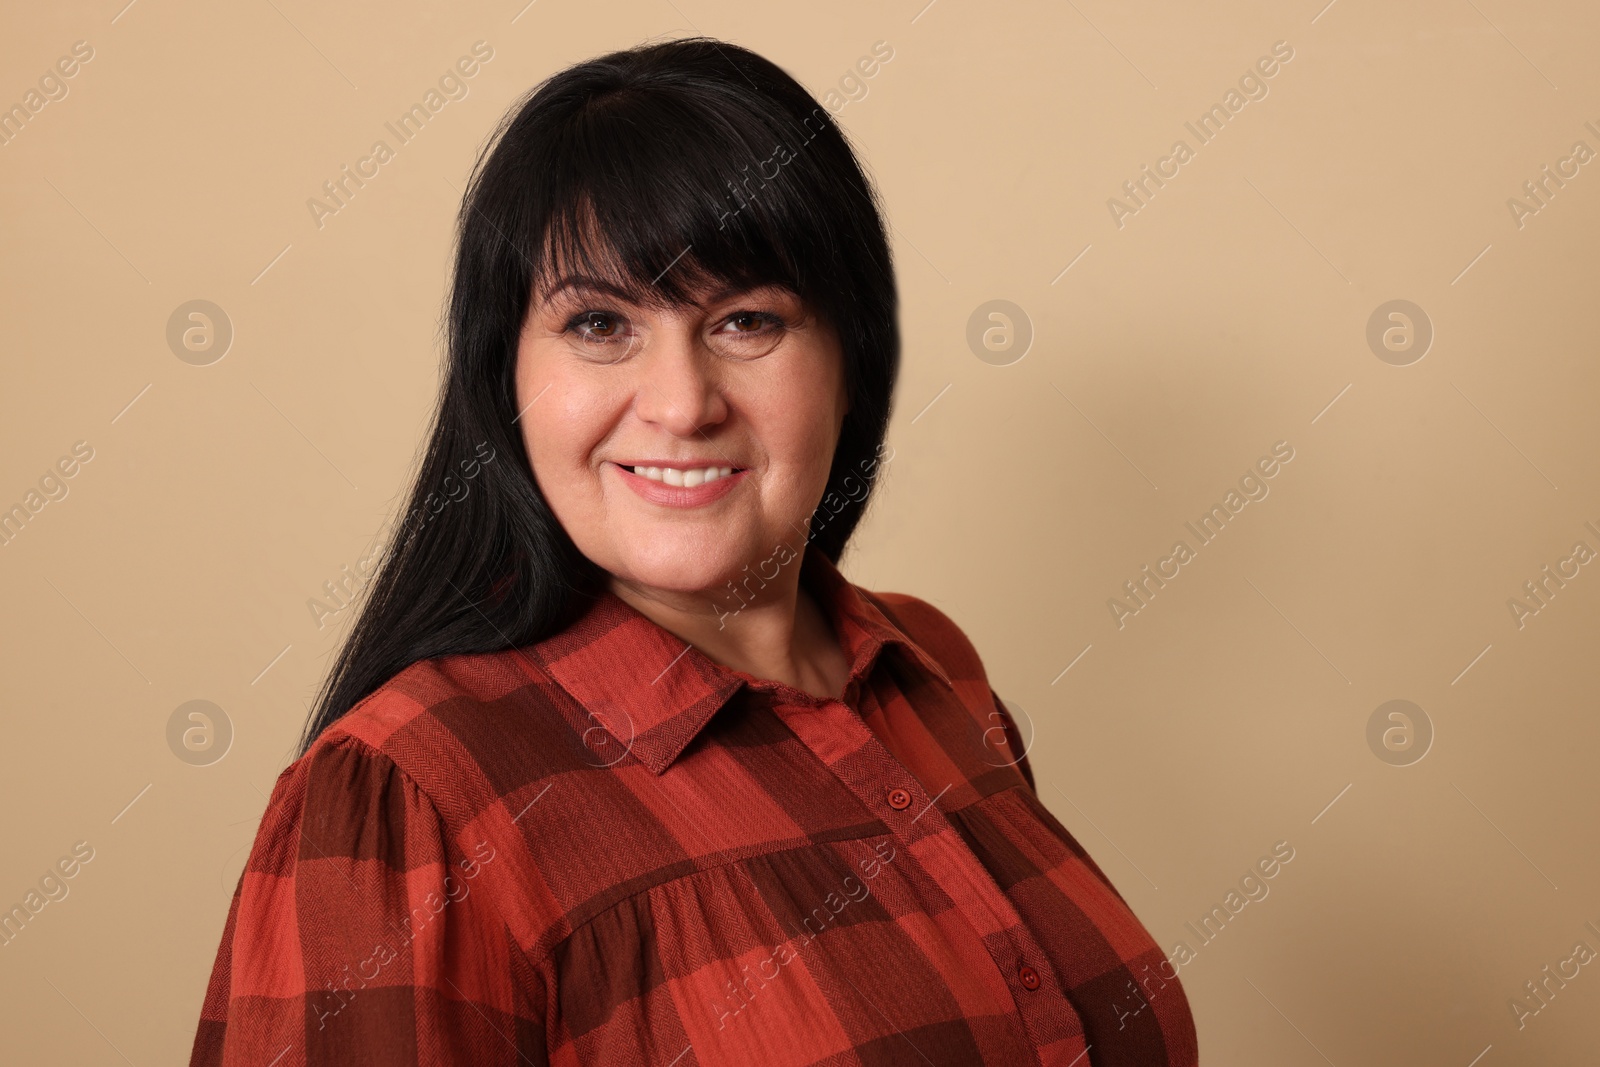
top-left (856, 585), bottom-right (1036, 790)
top-left (857, 587), bottom-right (990, 686)
top-left (253, 727), bottom-right (450, 882)
top-left (317, 647), bottom-right (592, 812)
top-left (267, 652), bottom-right (514, 852)
top-left (325, 648), bottom-right (551, 754)
top-left (275, 648), bottom-right (588, 955)
top-left (331, 646), bottom-right (588, 764)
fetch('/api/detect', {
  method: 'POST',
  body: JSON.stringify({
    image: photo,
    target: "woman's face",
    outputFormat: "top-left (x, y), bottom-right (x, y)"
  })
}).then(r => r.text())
top-left (514, 271), bottom-right (848, 601)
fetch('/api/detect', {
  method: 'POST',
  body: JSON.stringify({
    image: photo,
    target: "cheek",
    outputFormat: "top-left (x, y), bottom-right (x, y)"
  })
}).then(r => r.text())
top-left (796, 360), bottom-right (848, 473)
top-left (518, 364), bottom-right (614, 501)
top-left (756, 379), bottom-right (844, 520)
top-left (743, 369), bottom-right (838, 477)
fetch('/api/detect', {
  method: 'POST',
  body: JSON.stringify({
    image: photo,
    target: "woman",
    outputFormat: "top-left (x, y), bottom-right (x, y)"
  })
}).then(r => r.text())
top-left (190, 37), bottom-right (1197, 1067)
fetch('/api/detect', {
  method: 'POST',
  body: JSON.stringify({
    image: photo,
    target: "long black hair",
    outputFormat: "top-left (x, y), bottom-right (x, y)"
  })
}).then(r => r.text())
top-left (297, 36), bottom-right (901, 756)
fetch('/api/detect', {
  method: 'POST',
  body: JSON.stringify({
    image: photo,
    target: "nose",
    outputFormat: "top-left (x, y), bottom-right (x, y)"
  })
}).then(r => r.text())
top-left (632, 323), bottom-right (728, 436)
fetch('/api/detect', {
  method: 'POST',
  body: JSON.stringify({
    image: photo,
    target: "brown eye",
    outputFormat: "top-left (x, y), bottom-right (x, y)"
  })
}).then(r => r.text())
top-left (707, 308), bottom-right (787, 359)
top-left (569, 311), bottom-right (624, 342)
top-left (717, 310), bottom-right (785, 337)
top-left (560, 308), bottom-right (638, 363)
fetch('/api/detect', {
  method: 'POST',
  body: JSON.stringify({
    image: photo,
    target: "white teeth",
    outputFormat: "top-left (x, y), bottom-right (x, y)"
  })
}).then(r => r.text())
top-left (631, 465), bottom-right (736, 485)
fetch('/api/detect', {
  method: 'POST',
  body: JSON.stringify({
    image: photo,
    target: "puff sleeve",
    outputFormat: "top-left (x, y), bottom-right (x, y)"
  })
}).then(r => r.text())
top-left (189, 734), bottom-right (544, 1066)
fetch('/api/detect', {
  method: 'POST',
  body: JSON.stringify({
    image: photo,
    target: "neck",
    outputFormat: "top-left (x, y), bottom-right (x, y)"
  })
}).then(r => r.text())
top-left (608, 551), bottom-right (849, 701)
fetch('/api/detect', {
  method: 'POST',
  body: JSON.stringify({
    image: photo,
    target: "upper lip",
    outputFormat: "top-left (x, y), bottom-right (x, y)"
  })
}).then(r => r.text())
top-left (612, 459), bottom-right (745, 470)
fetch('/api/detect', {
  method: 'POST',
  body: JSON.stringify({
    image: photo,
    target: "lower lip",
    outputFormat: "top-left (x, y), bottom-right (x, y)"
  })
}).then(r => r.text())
top-left (611, 463), bottom-right (748, 508)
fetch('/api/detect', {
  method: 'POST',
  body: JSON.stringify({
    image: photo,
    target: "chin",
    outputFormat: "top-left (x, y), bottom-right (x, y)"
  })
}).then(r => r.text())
top-left (620, 561), bottom-right (719, 596)
top-left (612, 535), bottom-right (756, 598)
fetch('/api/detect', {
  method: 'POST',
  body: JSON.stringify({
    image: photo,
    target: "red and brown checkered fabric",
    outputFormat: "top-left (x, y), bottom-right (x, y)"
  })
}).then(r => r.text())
top-left (190, 549), bottom-right (1197, 1066)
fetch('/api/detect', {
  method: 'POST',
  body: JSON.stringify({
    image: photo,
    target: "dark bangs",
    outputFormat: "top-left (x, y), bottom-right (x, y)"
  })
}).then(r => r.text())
top-left (529, 88), bottom-right (828, 312)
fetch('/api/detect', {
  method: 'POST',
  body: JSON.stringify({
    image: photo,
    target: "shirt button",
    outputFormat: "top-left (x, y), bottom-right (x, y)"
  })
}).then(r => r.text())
top-left (1018, 965), bottom-right (1041, 990)
top-left (887, 787), bottom-right (912, 810)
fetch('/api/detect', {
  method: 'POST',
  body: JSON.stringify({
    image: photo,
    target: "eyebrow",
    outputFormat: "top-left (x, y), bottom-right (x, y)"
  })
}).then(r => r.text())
top-left (541, 274), bottom-right (640, 303)
top-left (539, 273), bottom-right (791, 308)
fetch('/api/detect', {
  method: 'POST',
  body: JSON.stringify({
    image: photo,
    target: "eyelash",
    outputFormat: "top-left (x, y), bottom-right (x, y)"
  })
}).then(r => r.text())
top-left (561, 308), bottom-right (789, 346)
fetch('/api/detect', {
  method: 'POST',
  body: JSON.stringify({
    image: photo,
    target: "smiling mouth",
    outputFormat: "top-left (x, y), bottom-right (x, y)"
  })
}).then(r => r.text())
top-left (619, 464), bottom-right (742, 488)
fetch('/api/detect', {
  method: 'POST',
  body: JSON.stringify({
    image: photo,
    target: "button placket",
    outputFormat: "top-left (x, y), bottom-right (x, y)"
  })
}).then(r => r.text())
top-left (769, 696), bottom-right (1086, 1054)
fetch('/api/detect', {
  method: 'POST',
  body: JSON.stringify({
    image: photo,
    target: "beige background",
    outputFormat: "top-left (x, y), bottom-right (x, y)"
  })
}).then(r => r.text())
top-left (3, 0), bottom-right (1597, 1063)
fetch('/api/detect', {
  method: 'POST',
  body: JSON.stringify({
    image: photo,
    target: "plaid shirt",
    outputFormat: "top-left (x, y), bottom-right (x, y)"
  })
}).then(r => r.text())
top-left (191, 550), bottom-right (1197, 1066)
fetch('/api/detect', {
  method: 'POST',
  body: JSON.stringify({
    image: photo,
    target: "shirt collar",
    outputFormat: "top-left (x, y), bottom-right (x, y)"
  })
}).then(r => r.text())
top-left (526, 549), bottom-right (953, 775)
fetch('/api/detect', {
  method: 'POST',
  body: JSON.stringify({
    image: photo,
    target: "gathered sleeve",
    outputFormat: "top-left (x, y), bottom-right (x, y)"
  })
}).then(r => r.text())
top-left (190, 734), bottom-right (547, 1066)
